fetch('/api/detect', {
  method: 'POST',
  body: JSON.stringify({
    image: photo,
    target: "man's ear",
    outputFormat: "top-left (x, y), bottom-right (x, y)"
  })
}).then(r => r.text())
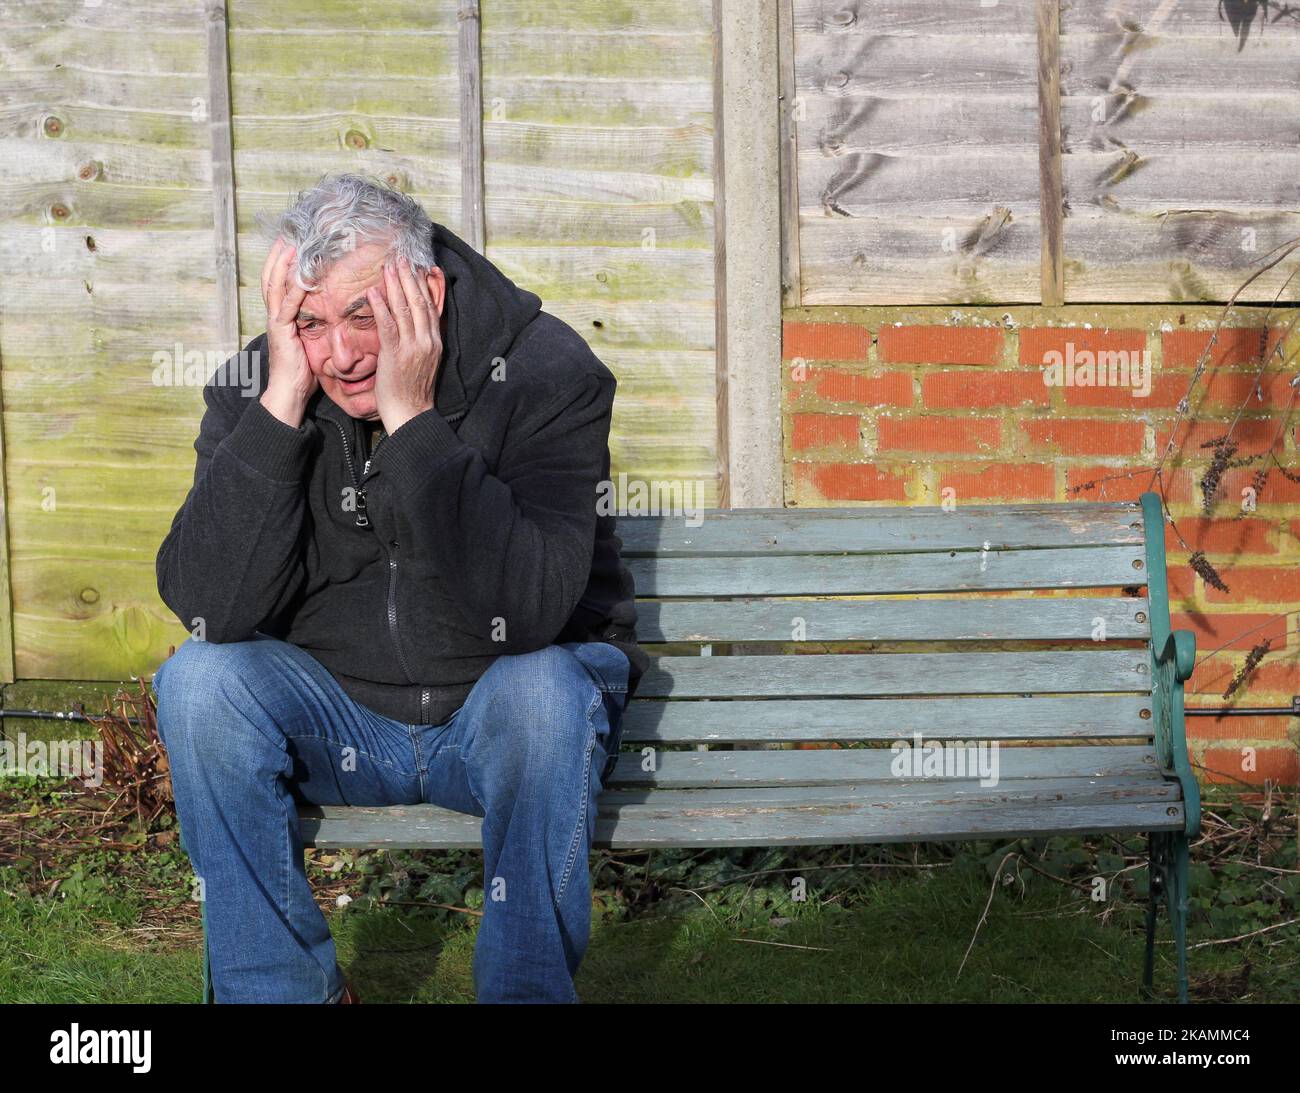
top-left (425, 267), bottom-right (447, 318)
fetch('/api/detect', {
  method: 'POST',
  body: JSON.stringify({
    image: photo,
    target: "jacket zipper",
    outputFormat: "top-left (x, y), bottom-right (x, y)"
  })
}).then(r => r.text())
top-left (330, 418), bottom-right (429, 720)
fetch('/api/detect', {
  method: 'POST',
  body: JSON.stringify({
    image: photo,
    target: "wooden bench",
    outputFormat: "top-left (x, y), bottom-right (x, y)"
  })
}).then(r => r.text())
top-left (194, 491), bottom-right (1200, 1003)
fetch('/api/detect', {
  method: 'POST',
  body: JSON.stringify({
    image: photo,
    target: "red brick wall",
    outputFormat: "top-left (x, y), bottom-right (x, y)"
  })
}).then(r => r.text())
top-left (782, 307), bottom-right (1300, 787)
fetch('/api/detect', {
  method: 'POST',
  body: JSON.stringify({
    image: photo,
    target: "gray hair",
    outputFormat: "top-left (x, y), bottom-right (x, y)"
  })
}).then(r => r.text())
top-left (257, 171), bottom-right (438, 290)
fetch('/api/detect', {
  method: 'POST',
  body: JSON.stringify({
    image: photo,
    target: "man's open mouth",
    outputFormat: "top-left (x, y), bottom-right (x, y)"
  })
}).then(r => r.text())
top-left (338, 372), bottom-right (375, 393)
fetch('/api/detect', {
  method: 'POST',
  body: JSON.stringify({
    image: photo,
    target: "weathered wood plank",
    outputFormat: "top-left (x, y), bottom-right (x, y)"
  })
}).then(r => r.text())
top-left (637, 596), bottom-right (1150, 643)
top-left (797, 215), bottom-right (1043, 304)
top-left (798, 92), bottom-right (1300, 154)
top-left (636, 650), bottom-right (1149, 698)
top-left (1036, 0), bottom-right (1063, 305)
top-left (798, 150), bottom-right (1040, 216)
top-left (1061, 152), bottom-right (1300, 213)
top-left (300, 799), bottom-right (1184, 849)
top-left (1060, 31), bottom-right (1300, 93)
top-left (204, 0), bottom-right (239, 356)
top-left (778, 0), bottom-right (801, 307)
top-left (0, 339), bottom-right (14, 682)
top-left (607, 744), bottom-right (1162, 784)
top-left (3, 0), bottom-right (223, 31)
top-left (617, 503), bottom-right (1143, 554)
top-left (794, 0), bottom-right (1037, 36)
top-left (598, 778), bottom-right (1177, 814)
top-left (458, 0), bottom-right (485, 253)
top-left (629, 545), bottom-right (1147, 596)
top-left (1063, 211), bottom-right (1300, 302)
top-left (794, 30), bottom-right (1039, 95)
top-left (227, 0), bottom-right (459, 30)
top-left (619, 694), bottom-right (1154, 743)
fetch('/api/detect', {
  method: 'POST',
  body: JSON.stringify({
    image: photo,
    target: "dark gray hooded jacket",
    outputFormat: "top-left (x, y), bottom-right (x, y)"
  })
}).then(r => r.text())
top-left (156, 221), bottom-right (648, 726)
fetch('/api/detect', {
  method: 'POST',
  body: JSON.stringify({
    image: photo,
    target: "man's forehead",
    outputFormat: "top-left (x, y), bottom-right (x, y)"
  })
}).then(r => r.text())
top-left (296, 290), bottom-right (374, 320)
top-left (296, 253), bottom-right (387, 319)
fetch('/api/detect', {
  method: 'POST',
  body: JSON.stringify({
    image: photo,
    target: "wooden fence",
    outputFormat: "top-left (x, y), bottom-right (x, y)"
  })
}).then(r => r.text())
top-left (785, 0), bottom-right (1300, 305)
top-left (0, 0), bottom-right (720, 681)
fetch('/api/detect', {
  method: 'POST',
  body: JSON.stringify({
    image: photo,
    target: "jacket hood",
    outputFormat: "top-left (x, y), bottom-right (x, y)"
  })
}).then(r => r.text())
top-left (306, 221), bottom-right (542, 426)
top-left (424, 221), bottom-right (543, 422)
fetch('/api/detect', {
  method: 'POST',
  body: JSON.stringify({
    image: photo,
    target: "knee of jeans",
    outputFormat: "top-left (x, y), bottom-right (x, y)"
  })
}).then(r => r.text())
top-left (152, 638), bottom-right (275, 754)
top-left (480, 646), bottom-right (603, 753)
top-left (490, 645), bottom-right (594, 707)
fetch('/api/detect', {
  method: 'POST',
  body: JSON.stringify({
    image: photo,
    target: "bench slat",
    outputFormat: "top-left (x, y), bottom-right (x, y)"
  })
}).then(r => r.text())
top-left (606, 744), bottom-right (1161, 786)
top-left (630, 545), bottom-right (1146, 595)
top-left (596, 777), bottom-right (1178, 812)
top-left (617, 504), bottom-right (1142, 555)
top-left (637, 650), bottom-right (1149, 698)
top-left (620, 695), bottom-right (1152, 742)
top-left (299, 799), bottom-right (1185, 849)
top-left (637, 596), bottom-right (1150, 642)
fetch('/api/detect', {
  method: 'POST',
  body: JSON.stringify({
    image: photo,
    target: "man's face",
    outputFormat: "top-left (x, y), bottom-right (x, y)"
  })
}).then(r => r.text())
top-left (294, 241), bottom-right (443, 421)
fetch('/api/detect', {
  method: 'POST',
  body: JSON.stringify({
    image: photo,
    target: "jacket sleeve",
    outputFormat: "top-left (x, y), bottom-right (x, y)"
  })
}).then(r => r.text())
top-left (375, 370), bottom-right (613, 652)
top-left (155, 357), bottom-right (315, 644)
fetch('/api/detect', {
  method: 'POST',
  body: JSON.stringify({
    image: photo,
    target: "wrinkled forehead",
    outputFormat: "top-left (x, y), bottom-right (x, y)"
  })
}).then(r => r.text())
top-left (296, 242), bottom-right (390, 319)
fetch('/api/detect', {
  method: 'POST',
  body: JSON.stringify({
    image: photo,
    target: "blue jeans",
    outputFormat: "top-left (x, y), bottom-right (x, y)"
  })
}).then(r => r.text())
top-left (150, 632), bottom-right (630, 1004)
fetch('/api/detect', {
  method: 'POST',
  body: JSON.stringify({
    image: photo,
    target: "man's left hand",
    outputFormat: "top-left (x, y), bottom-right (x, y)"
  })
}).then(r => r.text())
top-left (368, 256), bottom-right (443, 434)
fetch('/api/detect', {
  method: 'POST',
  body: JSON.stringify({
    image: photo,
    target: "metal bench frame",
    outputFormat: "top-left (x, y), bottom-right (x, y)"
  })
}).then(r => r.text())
top-left (188, 491), bottom-right (1199, 1003)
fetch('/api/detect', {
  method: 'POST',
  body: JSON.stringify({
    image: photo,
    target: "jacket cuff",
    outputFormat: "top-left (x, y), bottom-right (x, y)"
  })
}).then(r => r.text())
top-left (220, 397), bottom-right (314, 482)
top-left (377, 407), bottom-right (467, 491)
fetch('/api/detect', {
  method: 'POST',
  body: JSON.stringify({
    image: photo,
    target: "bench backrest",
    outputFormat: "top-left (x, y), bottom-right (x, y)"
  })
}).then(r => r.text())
top-left (614, 493), bottom-right (1197, 835)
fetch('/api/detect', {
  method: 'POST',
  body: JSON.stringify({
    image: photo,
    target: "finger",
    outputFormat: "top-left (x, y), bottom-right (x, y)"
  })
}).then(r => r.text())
top-left (367, 282), bottom-right (398, 354)
top-left (384, 261), bottom-right (415, 345)
top-left (268, 243), bottom-right (296, 320)
top-left (260, 237), bottom-right (285, 311)
top-left (275, 277), bottom-right (308, 326)
top-left (412, 270), bottom-right (442, 357)
top-left (395, 257), bottom-right (431, 343)
top-left (412, 263), bottom-right (437, 318)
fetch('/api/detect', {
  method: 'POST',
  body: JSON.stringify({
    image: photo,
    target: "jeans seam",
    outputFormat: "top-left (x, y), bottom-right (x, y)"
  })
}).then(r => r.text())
top-left (271, 744), bottom-right (335, 1003)
top-left (407, 725), bottom-right (426, 799)
top-left (556, 684), bottom-right (603, 905)
top-left (281, 735), bottom-right (408, 775)
top-left (434, 743), bottom-right (485, 812)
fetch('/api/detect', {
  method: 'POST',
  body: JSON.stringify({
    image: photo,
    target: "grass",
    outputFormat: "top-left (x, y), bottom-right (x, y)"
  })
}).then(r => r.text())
top-left (2, 774), bottom-right (1297, 1003)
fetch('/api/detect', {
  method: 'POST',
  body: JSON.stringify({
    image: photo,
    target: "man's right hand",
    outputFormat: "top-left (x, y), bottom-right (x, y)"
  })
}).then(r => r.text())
top-left (259, 237), bottom-right (318, 428)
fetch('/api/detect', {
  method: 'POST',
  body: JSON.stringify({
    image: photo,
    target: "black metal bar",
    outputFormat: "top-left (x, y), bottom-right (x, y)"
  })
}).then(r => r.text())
top-left (0, 708), bottom-right (146, 726)
top-left (1185, 697), bottom-right (1299, 717)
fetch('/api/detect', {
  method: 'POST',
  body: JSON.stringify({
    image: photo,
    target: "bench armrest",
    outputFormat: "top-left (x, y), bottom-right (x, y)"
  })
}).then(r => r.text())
top-left (1141, 492), bottom-right (1202, 839)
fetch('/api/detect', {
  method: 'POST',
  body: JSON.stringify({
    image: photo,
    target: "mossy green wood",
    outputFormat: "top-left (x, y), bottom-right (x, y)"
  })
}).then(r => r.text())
top-left (1139, 491), bottom-right (1200, 840)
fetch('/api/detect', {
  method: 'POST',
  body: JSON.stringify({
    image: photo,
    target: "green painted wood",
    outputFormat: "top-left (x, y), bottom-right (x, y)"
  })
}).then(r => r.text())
top-left (262, 500), bottom-right (1186, 853)
top-left (596, 778), bottom-right (1179, 815)
top-left (618, 694), bottom-right (1154, 743)
top-left (629, 545), bottom-right (1147, 596)
top-left (605, 744), bottom-right (1162, 787)
top-left (299, 799), bottom-right (1186, 850)
top-left (617, 502), bottom-right (1143, 554)
top-left (636, 650), bottom-right (1149, 698)
top-left (637, 596), bottom-right (1150, 642)
top-left (1141, 491), bottom-right (1201, 839)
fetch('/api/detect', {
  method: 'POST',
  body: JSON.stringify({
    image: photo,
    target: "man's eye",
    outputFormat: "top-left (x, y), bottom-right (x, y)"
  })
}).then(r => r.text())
top-left (352, 314), bottom-right (375, 327)
top-left (299, 320), bottom-right (321, 332)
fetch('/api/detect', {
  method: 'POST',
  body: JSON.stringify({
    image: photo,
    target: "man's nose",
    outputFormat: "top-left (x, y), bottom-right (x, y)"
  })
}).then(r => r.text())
top-left (329, 324), bottom-right (364, 372)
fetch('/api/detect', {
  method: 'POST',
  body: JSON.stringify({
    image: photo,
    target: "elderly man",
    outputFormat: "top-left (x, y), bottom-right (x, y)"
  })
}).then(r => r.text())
top-left (152, 172), bottom-right (647, 1004)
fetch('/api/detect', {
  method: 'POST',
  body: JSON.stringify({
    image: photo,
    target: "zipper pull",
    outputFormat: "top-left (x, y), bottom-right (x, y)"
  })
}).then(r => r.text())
top-left (355, 487), bottom-right (369, 528)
